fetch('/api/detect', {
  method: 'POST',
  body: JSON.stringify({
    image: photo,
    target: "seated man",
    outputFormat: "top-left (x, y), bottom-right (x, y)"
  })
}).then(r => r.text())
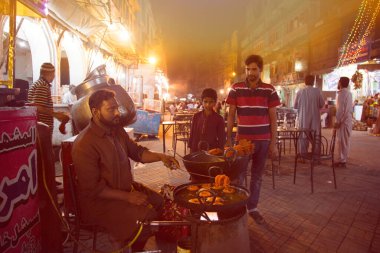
top-left (72, 89), bottom-right (179, 251)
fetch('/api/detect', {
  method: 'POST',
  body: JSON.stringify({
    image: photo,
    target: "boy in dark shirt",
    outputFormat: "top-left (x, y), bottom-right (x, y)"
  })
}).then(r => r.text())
top-left (188, 88), bottom-right (226, 153)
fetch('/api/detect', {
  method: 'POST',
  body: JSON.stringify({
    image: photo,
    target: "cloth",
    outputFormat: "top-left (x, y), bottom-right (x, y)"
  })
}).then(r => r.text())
top-left (336, 88), bottom-right (353, 163)
top-left (72, 120), bottom-right (162, 242)
top-left (28, 77), bottom-right (54, 136)
top-left (294, 86), bottom-right (324, 154)
top-left (188, 110), bottom-right (226, 152)
top-left (226, 79), bottom-right (281, 141)
top-left (245, 140), bottom-right (270, 210)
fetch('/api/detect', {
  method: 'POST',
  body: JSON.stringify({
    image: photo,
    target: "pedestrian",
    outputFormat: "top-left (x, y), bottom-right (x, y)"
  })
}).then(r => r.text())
top-left (294, 75), bottom-right (325, 154)
top-left (72, 89), bottom-right (179, 251)
top-left (28, 62), bottom-right (70, 137)
top-left (334, 77), bottom-right (353, 167)
top-left (188, 88), bottom-right (226, 153)
top-left (62, 84), bottom-right (77, 105)
top-left (226, 54), bottom-right (281, 224)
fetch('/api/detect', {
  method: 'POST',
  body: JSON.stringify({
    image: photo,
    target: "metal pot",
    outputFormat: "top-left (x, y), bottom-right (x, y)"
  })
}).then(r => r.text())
top-left (71, 85), bottom-right (136, 132)
top-left (182, 148), bottom-right (249, 182)
top-left (75, 75), bottom-right (109, 99)
top-left (182, 152), bottom-right (226, 182)
top-left (71, 65), bottom-right (136, 132)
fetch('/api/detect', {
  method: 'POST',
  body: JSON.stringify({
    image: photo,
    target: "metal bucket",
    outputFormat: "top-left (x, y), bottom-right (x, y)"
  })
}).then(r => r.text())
top-left (194, 208), bottom-right (250, 253)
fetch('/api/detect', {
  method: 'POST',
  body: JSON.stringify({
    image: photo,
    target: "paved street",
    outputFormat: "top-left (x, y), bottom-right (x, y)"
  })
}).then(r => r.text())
top-left (61, 127), bottom-right (380, 253)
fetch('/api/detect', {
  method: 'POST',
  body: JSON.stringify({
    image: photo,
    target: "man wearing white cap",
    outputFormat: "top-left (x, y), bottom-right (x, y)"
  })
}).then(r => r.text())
top-left (28, 62), bottom-right (69, 137)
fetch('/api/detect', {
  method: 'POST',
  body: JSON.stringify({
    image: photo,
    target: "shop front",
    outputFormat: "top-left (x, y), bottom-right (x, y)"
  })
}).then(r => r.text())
top-left (323, 62), bottom-right (380, 124)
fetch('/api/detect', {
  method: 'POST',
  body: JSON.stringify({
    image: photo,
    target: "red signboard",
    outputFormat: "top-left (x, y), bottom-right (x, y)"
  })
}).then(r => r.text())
top-left (0, 107), bottom-right (41, 253)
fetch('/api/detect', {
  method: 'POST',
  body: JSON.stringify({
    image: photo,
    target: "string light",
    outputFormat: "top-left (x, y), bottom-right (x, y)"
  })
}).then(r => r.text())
top-left (348, 0), bottom-right (371, 64)
top-left (350, 0), bottom-right (380, 65)
top-left (337, 0), bottom-right (368, 67)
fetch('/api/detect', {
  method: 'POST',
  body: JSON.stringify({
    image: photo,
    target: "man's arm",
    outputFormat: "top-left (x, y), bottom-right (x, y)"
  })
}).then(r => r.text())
top-left (141, 150), bottom-right (179, 170)
top-left (318, 91), bottom-right (325, 108)
top-left (217, 116), bottom-right (227, 148)
top-left (35, 105), bottom-right (69, 122)
top-left (73, 140), bottom-right (150, 206)
top-left (97, 186), bottom-right (149, 206)
top-left (335, 93), bottom-right (342, 129)
top-left (294, 91), bottom-right (300, 109)
top-left (226, 104), bottom-right (236, 147)
top-left (268, 107), bottom-right (278, 158)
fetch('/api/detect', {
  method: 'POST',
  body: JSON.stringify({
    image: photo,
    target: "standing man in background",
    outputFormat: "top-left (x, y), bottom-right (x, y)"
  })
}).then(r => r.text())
top-left (28, 62), bottom-right (70, 137)
top-left (334, 77), bottom-right (353, 167)
top-left (294, 75), bottom-right (325, 154)
top-left (226, 54), bottom-right (281, 224)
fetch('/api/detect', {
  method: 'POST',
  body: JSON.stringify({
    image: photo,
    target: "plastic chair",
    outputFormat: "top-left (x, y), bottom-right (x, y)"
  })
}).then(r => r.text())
top-left (173, 116), bottom-right (192, 157)
top-left (293, 130), bottom-right (337, 193)
top-left (67, 164), bottom-right (101, 253)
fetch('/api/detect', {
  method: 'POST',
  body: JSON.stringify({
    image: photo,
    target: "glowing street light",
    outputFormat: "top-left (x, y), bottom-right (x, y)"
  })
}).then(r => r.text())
top-left (119, 30), bottom-right (130, 41)
top-left (295, 60), bottom-right (303, 72)
top-left (148, 56), bottom-right (157, 65)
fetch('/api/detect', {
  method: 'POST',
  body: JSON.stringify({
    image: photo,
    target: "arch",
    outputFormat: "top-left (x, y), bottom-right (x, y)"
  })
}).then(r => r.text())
top-left (61, 31), bottom-right (87, 85)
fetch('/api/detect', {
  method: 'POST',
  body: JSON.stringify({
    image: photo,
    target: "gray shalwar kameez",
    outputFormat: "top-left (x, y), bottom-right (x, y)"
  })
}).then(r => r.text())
top-left (294, 86), bottom-right (325, 154)
top-left (335, 87), bottom-right (353, 163)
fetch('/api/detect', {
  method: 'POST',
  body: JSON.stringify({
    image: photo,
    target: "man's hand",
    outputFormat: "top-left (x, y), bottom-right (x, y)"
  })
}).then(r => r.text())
top-left (225, 138), bottom-right (233, 148)
top-left (125, 191), bottom-right (148, 206)
top-left (161, 154), bottom-right (180, 170)
top-left (268, 141), bottom-right (278, 159)
top-left (54, 111), bottom-right (70, 123)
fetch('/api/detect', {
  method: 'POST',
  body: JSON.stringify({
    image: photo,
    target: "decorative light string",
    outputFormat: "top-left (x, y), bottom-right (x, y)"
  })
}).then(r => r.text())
top-left (350, 0), bottom-right (380, 65)
top-left (348, 0), bottom-right (372, 64)
top-left (337, 0), bottom-right (368, 67)
top-left (346, 0), bottom-right (371, 65)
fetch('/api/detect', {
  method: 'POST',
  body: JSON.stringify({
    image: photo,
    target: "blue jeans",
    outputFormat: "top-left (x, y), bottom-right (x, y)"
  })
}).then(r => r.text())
top-left (245, 140), bottom-right (270, 210)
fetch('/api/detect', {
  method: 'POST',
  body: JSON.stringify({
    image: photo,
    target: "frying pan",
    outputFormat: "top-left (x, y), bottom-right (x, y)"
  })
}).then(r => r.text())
top-left (173, 182), bottom-right (249, 213)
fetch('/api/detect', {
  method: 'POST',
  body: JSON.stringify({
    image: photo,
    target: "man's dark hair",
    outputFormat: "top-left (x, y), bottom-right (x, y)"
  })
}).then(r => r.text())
top-left (339, 77), bottom-right (350, 88)
top-left (201, 88), bottom-right (217, 101)
top-left (245, 55), bottom-right (263, 70)
top-left (89, 89), bottom-right (115, 110)
top-left (305, 75), bottom-right (315, 86)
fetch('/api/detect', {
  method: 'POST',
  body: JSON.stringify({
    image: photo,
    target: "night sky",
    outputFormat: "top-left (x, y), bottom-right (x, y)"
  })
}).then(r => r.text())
top-left (150, 0), bottom-right (250, 94)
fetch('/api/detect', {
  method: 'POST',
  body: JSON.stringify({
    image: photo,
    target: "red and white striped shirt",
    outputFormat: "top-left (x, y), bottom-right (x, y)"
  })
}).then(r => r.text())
top-left (226, 80), bottom-right (281, 141)
top-left (28, 78), bottom-right (54, 135)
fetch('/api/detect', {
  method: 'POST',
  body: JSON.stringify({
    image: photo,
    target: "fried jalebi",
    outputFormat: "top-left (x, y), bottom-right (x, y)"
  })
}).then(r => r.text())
top-left (214, 174), bottom-right (231, 188)
top-left (201, 183), bottom-right (211, 189)
top-left (187, 185), bottom-right (199, 191)
top-left (188, 198), bottom-right (200, 204)
top-left (208, 148), bottom-right (223, 156)
top-left (198, 191), bottom-right (212, 197)
top-left (206, 196), bottom-right (223, 203)
top-left (211, 185), bottom-right (224, 190)
top-left (222, 187), bottom-right (235, 194)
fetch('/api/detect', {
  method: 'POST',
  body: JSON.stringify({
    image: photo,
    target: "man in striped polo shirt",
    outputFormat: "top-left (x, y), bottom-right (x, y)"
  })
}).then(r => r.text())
top-left (226, 54), bottom-right (281, 224)
top-left (28, 63), bottom-right (70, 139)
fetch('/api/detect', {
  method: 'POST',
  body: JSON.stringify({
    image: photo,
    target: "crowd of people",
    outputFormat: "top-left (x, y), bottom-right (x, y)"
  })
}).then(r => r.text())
top-left (29, 55), bottom-right (365, 251)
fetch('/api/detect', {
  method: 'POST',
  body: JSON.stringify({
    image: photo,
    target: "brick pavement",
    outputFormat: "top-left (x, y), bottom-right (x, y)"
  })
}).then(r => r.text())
top-left (61, 127), bottom-right (380, 253)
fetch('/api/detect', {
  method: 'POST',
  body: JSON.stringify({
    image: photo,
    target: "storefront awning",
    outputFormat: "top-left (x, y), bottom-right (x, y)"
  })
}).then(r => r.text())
top-left (357, 63), bottom-right (380, 71)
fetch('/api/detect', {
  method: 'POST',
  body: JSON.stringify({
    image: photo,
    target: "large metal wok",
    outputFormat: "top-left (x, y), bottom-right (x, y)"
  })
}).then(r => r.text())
top-left (173, 182), bottom-right (249, 214)
top-left (182, 147), bottom-right (251, 182)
